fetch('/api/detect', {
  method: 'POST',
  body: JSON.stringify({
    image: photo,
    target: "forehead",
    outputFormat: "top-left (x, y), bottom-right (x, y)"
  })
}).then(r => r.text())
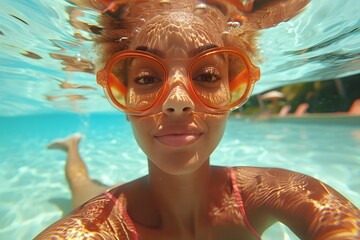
top-left (129, 11), bottom-right (223, 57)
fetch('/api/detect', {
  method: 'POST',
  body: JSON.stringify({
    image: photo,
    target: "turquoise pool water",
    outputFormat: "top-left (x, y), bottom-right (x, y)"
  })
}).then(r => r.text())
top-left (1, 0), bottom-right (360, 239)
top-left (1, 114), bottom-right (359, 239)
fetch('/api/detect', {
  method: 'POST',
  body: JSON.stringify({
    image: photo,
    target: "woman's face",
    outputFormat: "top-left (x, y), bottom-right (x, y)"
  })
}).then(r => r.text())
top-left (127, 11), bottom-right (229, 175)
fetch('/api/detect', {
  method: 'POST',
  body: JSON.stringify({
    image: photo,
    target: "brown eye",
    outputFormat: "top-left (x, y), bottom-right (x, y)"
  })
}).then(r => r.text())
top-left (192, 67), bottom-right (221, 83)
top-left (135, 75), bottom-right (161, 85)
top-left (193, 73), bottom-right (220, 83)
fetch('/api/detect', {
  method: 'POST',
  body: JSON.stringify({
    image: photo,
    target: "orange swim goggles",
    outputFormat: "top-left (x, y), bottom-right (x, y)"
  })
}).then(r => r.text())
top-left (97, 46), bottom-right (260, 115)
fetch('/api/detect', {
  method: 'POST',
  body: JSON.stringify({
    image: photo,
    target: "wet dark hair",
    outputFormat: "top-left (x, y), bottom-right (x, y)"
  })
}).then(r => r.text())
top-left (94, 0), bottom-right (259, 69)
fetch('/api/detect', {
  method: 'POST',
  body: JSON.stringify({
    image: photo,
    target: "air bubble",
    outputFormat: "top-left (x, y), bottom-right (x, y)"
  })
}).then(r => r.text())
top-left (227, 21), bottom-right (241, 30)
top-left (193, 3), bottom-right (208, 15)
top-left (119, 36), bottom-right (128, 41)
top-left (75, 53), bottom-right (81, 62)
top-left (159, 0), bottom-right (171, 8)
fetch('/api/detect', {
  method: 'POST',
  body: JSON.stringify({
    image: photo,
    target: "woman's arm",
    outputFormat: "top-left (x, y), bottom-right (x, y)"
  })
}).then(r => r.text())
top-left (234, 167), bottom-right (360, 239)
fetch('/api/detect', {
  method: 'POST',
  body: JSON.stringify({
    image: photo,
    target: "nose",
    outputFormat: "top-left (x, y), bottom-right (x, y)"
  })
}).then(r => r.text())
top-left (162, 84), bottom-right (195, 116)
top-left (162, 69), bottom-right (195, 116)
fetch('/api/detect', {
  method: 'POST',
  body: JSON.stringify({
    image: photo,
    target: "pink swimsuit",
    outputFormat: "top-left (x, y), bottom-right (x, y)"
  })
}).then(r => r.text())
top-left (229, 167), bottom-right (262, 240)
top-left (105, 167), bottom-right (261, 240)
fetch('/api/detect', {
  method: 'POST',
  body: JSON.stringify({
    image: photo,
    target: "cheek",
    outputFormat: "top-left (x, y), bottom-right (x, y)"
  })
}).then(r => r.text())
top-left (128, 116), bottom-right (153, 154)
top-left (202, 113), bottom-right (229, 154)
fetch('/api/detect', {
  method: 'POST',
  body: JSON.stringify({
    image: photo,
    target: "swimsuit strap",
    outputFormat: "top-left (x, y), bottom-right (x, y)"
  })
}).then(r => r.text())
top-left (104, 191), bottom-right (139, 240)
top-left (104, 169), bottom-right (260, 240)
top-left (230, 167), bottom-right (262, 240)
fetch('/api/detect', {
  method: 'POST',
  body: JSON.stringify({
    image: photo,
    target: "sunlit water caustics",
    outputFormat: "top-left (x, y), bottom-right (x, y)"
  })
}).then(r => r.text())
top-left (0, 0), bottom-right (359, 239)
top-left (0, 115), bottom-right (359, 239)
top-left (0, 0), bottom-right (359, 116)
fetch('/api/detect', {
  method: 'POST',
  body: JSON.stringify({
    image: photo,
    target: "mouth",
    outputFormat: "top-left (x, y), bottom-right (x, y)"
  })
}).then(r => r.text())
top-left (154, 125), bottom-right (204, 147)
top-left (155, 133), bottom-right (202, 147)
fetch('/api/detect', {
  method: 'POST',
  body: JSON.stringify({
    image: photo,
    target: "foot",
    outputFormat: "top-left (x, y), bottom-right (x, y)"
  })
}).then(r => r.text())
top-left (47, 133), bottom-right (83, 151)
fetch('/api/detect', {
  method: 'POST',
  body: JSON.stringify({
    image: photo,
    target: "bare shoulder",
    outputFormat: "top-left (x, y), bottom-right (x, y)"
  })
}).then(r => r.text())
top-left (34, 183), bottom-right (136, 239)
top-left (230, 166), bottom-right (360, 239)
top-left (231, 166), bottom-right (355, 203)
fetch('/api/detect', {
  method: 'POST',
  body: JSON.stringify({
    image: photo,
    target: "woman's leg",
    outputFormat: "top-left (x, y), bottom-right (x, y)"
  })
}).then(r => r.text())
top-left (48, 133), bottom-right (109, 209)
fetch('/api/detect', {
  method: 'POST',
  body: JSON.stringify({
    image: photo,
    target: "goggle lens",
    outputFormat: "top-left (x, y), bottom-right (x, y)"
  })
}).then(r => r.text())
top-left (190, 52), bottom-right (250, 110)
top-left (109, 55), bottom-right (165, 111)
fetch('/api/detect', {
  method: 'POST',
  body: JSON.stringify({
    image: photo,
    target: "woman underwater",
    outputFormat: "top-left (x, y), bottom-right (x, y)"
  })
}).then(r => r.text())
top-left (36, 0), bottom-right (360, 239)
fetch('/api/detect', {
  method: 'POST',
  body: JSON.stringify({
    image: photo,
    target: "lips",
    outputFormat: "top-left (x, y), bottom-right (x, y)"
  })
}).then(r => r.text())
top-left (154, 126), bottom-right (203, 147)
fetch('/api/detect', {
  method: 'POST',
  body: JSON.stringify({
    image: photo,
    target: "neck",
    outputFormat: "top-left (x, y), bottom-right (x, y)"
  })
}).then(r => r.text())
top-left (147, 159), bottom-right (212, 233)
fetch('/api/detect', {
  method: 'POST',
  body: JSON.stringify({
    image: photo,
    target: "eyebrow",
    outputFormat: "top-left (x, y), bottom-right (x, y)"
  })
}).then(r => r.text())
top-left (135, 44), bottom-right (219, 58)
top-left (189, 44), bottom-right (218, 57)
top-left (135, 46), bottom-right (165, 58)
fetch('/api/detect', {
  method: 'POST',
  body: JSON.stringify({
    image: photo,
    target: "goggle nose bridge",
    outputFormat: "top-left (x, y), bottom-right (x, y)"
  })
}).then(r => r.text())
top-left (166, 66), bottom-right (189, 86)
top-left (160, 66), bottom-right (195, 106)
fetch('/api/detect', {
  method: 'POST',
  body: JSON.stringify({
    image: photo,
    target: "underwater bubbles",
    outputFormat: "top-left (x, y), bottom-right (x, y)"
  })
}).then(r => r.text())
top-left (227, 21), bottom-right (241, 30)
top-left (193, 3), bottom-right (208, 15)
top-left (118, 36), bottom-right (128, 42)
top-left (222, 21), bottom-right (242, 35)
top-left (75, 53), bottom-right (81, 62)
top-left (159, 0), bottom-right (172, 9)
